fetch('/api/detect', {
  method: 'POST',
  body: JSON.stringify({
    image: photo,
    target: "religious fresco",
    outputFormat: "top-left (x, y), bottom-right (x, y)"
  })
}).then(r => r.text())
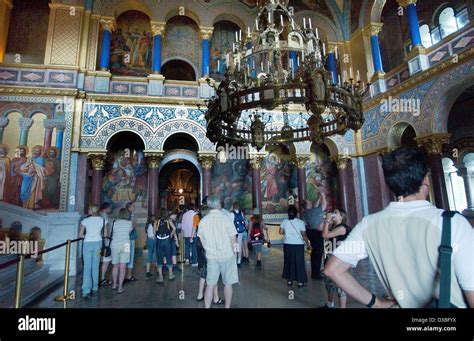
top-left (211, 159), bottom-right (253, 211)
top-left (261, 147), bottom-right (298, 214)
top-left (210, 21), bottom-right (240, 81)
top-left (101, 149), bottom-right (148, 210)
top-left (306, 159), bottom-right (337, 212)
top-left (110, 11), bottom-right (153, 77)
top-left (0, 144), bottom-right (61, 210)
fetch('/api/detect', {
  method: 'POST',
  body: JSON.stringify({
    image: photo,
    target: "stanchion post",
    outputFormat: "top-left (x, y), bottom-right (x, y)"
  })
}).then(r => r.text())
top-left (54, 240), bottom-right (72, 304)
top-left (14, 255), bottom-right (25, 308)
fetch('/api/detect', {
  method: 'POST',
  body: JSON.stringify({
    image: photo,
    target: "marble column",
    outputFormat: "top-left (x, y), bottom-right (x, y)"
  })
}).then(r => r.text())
top-left (416, 134), bottom-right (450, 210)
top-left (146, 153), bottom-right (162, 216)
top-left (327, 42), bottom-right (338, 85)
top-left (295, 155), bottom-right (309, 216)
top-left (251, 155), bottom-right (264, 212)
top-left (200, 27), bottom-right (214, 77)
top-left (55, 121), bottom-right (66, 160)
top-left (0, 117), bottom-right (9, 143)
top-left (18, 117), bottom-right (33, 146)
top-left (455, 163), bottom-right (474, 217)
top-left (89, 153), bottom-right (106, 206)
top-left (43, 119), bottom-right (55, 154)
top-left (199, 155), bottom-right (215, 200)
top-left (333, 155), bottom-right (351, 212)
top-left (150, 21), bottom-right (165, 74)
top-left (363, 152), bottom-right (392, 213)
top-left (99, 18), bottom-right (116, 71)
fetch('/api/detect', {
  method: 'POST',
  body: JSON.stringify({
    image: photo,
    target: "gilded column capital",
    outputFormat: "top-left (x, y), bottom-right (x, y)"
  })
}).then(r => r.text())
top-left (100, 17), bottom-right (116, 32)
top-left (250, 155), bottom-right (265, 169)
top-left (294, 155), bottom-right (310, 169)
top-left (145, 152), bottom-right (163, 169)
top-left (89, 153), bottom-right (107, 170)
top-left (200, 27), bottom-right (214, 40)
top-left (326, 42), bottom-right (339, 53)
top-left (0, 117), bottom-right (9, 129)
top-left (18, 117), bottom-right (33, 131)
top-left (364, 22), bottom-right (384, 37)
top-left (150, 21), bottom-right (166, 37)
top-left (199, 155), bottom-right (215, 170)
top-left (330, 155), bottom-right (351, 170)
top-left (397, 0), bottom-right (417, 7)
top-left (415, 134), bottom-right (451, 155)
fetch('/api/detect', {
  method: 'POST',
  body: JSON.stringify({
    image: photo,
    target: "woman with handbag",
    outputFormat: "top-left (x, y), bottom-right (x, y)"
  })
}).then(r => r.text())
top-left (279, 205), bottom-right (311, 287)
top-left (78, 205), bottom-right (108, 299)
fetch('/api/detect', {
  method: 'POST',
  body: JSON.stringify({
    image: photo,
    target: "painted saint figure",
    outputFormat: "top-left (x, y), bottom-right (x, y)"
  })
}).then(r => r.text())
top-left (20, 145), bottom-right (46, 209)
top-left (0, 145), bottom-right (11, 201)
top-left (43, 147), bottom-right (61, 208)
top-left (9, 145), bottom-right (28, 206)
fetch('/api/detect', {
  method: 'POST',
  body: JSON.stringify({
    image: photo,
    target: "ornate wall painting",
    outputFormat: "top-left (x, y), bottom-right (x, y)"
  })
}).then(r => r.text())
top-left (110, 11), bottom-right (153, 77)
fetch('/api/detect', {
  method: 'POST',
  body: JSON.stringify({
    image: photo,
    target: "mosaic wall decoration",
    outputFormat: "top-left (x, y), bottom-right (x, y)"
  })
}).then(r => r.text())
top-left (110, 11), bottom-right (153, 77)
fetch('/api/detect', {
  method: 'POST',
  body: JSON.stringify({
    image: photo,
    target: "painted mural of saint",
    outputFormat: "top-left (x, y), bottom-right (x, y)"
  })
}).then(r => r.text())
top-left (0, 144), bottom-right (11, 202)
top-left (133, 152), bottom-right (147, 205)
top-left (20, 145), bottom-right (46, 209)
top-left (9, 145), bottom-right (28, 206)
top-left (264, 156), bottom-right (279, 200)
top-left (42, 147), bottom-right (61, 208)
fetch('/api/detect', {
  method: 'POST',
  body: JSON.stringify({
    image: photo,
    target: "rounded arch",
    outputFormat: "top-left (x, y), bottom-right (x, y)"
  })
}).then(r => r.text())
top-left (157, 119), bottom-right (214, 151)
top-left (164, 9), bottom-right (200, 26)
top-left (212, 14), bottom-right (245, 31)
top-left (432, 2), bottom-right (455, 26)
top-left (1, 103), bottom-right (27, 118)
top-left (369, 0), bottom-right (386, 24)
top-left (103, 0), bottom-right (153, 19)
top-left (99, 121), bottom-right (152, 149)
top-left (420, 60), bottom-right (474, 134)
top-left (387, 122), bottom-right (418, 149)
top-left (161, 58), bottom-right (197, 81)
top-left (29, 105), bottom-right (54, 119)
top-left (106, 130), bottom-right (146, 151)
top-left (162, 132), bottom-right (199, 152)
top-left (321, 138), bottom-right (339, 157)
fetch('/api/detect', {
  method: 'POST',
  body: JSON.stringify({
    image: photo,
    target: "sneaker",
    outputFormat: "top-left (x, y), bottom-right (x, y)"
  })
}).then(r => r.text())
top-left (185, 259), bottom-right (190, 265)
top-left (191, 263), bottom-right (198, 267)
top-left (145, 272), bottom-right (152, 278)
top-left (256, 261), bottom-right (261, 269)
top-left (156, 273), bottom-right (164, 284)
top-left (169, 272), bottom-right (176, 280)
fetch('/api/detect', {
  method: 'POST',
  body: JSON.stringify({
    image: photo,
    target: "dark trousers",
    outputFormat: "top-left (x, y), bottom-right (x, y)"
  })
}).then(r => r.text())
top-left (306, 229), bottom-right (324, 278)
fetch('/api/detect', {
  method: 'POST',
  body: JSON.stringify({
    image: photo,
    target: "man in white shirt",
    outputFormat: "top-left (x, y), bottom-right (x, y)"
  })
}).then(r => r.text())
top-left (198, 195), bottom-right (238, 308)
top-left (325, 146), bottom-right (474, 308)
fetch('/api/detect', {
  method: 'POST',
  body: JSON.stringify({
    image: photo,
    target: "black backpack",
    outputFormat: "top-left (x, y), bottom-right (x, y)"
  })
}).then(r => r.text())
top-left (155, 219), bottom-right (170, 239)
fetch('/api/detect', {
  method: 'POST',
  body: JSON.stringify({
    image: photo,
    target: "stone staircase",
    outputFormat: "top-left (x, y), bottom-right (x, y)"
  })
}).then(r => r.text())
top-left (0, 254), bottom-right (63, 308)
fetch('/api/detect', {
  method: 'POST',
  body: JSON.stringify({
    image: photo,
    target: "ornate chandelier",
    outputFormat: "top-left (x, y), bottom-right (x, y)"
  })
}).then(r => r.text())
top-left (203, 0), bottom-right (368, 151)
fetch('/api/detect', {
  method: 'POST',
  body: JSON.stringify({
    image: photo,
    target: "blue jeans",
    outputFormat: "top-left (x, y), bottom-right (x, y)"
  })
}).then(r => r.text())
top-left (82, 241), bottom-right (102, 296)
top-left (127, 239), bottom-right (135, 269)
top-left (146, 239), bottom-right (156, 264)
top-left (156, 238), bottom-right (172, 267)
top-left (184, 237), bottom-right (197, 264)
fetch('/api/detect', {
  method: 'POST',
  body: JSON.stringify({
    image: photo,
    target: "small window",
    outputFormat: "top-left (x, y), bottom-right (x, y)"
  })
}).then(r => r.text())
top-left (456, 8), bottom-right (469, 29)
top-left (439, 7), bottom-right (458, 38)
top-left (431, 26), bottom-right (441, 45)
top-left (420, 24), bottom-right (432, 48)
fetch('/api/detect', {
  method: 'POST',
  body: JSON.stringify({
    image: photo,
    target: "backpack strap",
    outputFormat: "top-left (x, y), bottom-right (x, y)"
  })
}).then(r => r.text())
top-left (438, 211), bottom-right (456, 308)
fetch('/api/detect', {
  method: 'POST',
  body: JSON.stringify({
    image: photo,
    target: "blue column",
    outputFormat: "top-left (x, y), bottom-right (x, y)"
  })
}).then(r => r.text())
top-left (85, 0), bottom-right (94, 11)
top-left (99, 29), bottom-right (112, 70)
top-left (19, 130), bottom-right (28, 146)
top-left (370, 34), bottom-right (384, 73)
top-left (289, 50), bottom-right (298, 73)
top-left (152, 34), bottom-right (162, 74)
top-left (407, 3), bottom-right (422, 47)
top-left (202, 38), bottom-right (210, 77)
top-left (327, 52), bottom-right (337, 85)
top-left (56, 129), bottom-right (64, 160)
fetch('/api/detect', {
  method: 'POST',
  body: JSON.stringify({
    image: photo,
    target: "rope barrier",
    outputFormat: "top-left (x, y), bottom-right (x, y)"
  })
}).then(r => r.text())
top-left (0, 237), bottom-right (83, 270)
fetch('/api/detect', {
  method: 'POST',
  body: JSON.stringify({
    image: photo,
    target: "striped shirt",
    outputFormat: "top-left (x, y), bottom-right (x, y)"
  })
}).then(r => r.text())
top-left (197, 209), bottom-right (236, 260)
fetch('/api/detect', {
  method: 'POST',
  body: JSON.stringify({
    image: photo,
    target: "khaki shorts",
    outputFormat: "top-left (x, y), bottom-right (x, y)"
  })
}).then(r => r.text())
top-left (111, 244), bottom-right (130, 265)
top-left (206, 256), bottom-right (239, 286)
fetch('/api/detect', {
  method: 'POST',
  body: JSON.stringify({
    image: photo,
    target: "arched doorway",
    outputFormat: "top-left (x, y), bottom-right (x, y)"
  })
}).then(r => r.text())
top-left (102, 131), bottom-right (147, 210)
top-left (161, 60), bottom-right (196, 81)
top-left (159, 133), bottom-right (201, 210)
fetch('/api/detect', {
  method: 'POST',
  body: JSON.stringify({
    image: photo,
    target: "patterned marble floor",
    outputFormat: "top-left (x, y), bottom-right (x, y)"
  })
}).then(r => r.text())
top-left (32, 245), bottom-right (384, 308)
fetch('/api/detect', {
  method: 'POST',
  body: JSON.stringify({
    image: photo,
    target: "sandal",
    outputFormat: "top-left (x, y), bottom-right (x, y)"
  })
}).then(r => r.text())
top-left (297, 283), bottom-right (307, 288)
top-left (213, 298), bottom-right (225, 305)
top-left (126, 276), bottom-right (137, 282)
top-left (196, 296), bottom-right (204, 301)
top-left (117, 288), bottom-right (124, 294)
